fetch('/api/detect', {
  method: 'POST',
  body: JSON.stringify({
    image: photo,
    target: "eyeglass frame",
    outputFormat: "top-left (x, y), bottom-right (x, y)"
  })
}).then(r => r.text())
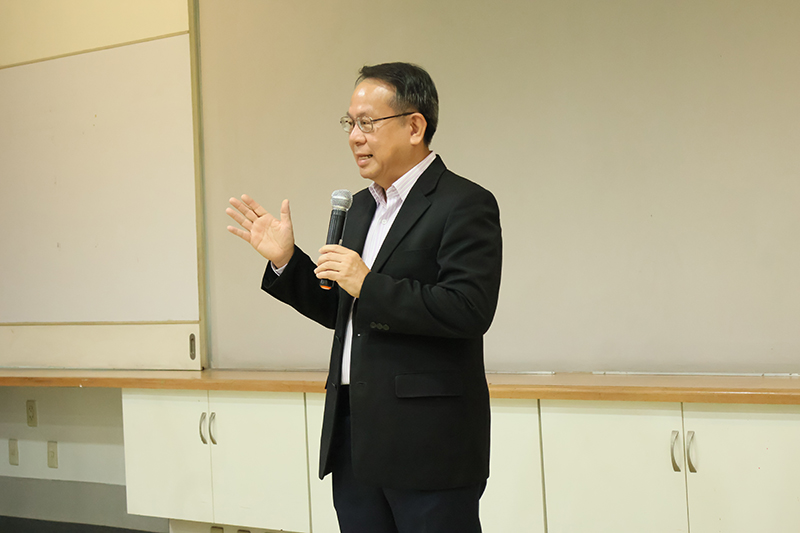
top-left (340, 112), bottom-right (415, 134)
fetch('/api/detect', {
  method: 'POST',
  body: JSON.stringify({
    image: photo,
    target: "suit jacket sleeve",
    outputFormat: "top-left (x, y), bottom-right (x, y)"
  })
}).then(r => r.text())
top-left (261, 245), bottom-right (340, 330)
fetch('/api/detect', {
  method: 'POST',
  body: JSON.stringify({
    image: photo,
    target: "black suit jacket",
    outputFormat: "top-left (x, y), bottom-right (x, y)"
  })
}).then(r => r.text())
top-left (262, 156), bottom-right (502, 490)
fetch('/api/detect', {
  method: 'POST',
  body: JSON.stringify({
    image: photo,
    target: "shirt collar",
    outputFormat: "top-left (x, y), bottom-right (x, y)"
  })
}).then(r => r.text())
top-left (369, 151), bottom-right (436, 207)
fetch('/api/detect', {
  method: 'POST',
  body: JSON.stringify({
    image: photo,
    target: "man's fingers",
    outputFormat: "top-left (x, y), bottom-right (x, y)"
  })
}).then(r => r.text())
top-left (315, 258), bottom-right (334, 270)
top-left (228, 196), bottom-right (256, 222)
top-left (231, 195), bottom-right (286, 225)
top-left (280, 199), bottom-right (291, 224)
top-left (241, 194), bottom-right (269, 220)
top-left (316, 253), bottom-right (345, 268)
top-left (314, 262), bottom-right (339, 281)
top-left (225, 207), bottom-right (251, 229)
top-left (226, 225), bottom-right (250, 241)
top-left (319, 244), bottom-right (347, 255)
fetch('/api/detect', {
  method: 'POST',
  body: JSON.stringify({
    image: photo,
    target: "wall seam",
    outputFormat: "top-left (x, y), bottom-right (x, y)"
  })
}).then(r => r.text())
top-left (0, 31), bottom-right (189, 71)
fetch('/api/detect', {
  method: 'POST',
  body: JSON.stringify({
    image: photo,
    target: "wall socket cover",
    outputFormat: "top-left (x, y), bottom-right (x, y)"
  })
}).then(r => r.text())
top-left (47, 441), bottom-right (58, 468)
top-left (26, 400), bottom-right (38, 427)
top-left (9, 439), bottom-right (19, 466)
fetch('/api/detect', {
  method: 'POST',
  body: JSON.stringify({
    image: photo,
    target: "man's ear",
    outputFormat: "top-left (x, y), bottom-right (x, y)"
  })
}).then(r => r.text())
top-left (408, 113), bottom-right (428, 146)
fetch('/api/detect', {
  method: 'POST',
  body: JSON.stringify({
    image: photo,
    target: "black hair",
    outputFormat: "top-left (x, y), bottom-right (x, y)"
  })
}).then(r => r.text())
top-left (357, 62), bottom-right (439, 146)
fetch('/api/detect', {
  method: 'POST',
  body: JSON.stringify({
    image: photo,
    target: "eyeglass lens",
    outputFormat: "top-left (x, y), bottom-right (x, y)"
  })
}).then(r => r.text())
top-left (340, 116), bottom-right (375, 133)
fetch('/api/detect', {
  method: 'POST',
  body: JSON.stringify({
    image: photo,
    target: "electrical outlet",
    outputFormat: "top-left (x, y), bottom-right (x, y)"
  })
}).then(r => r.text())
top-left (26, 400), bottom-right (38, 427)
top-left (9, 439), bottom-right (19, 466)
top-left (210, 527), bottom-right (224, 533)
top-left (47, 441), bottom-right (58, 468)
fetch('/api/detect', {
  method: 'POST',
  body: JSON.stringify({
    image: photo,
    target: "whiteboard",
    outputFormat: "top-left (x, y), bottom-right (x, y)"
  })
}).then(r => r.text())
top-left (0, 35), bottom-right (198, 324)
top-left (0, 35), bottom-right (201, 369)
top-left (199, 0), bottom-right (800, 373)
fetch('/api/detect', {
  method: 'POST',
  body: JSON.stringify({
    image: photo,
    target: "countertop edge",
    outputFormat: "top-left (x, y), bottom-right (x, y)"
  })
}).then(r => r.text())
top-left (3, 369), bottom-right (800, 404)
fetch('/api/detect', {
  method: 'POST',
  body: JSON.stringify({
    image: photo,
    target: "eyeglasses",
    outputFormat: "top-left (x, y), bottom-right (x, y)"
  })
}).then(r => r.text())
top-left (340, 112), bottom-right (414, 133)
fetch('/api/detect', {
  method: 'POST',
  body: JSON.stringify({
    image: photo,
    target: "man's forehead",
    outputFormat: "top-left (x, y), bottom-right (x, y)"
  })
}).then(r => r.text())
top-left (349, 80), bottom-right (395, 113)
top-left (354, 78), bottom-right (395, 95)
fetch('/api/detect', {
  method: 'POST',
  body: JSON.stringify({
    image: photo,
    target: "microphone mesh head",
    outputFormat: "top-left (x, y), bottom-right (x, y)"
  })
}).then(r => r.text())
top-left (331, 189), bottom-right (353, 211)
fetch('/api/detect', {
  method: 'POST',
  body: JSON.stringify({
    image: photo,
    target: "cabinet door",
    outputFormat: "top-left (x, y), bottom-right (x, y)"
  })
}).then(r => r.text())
top-left (684, 403), bottom-right (800, 532)
top-left (209, 391), bottom-right (310, 533)
top-left (481, 399), bottom-right (546, 533)
top-left (305, 393), bottom-right (339, 533)
top-left (122, 389), bottom-right (213, 522)
top-left (540, 400), bottom-right (689, 533)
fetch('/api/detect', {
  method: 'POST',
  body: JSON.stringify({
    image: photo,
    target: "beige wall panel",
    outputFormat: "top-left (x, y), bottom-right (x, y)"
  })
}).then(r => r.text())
top-left (200, 0), bottom-right (800, 372)
top-left (0, 324), bottom-right (201, 370)
top-left (0, 0), bottom-right (188, 68)
top-left (0, 35), bottom-right (198, 326)
top-left (0, 387), bottom-right (124, 484)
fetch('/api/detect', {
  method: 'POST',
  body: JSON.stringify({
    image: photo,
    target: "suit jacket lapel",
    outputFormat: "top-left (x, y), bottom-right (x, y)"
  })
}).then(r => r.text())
top-left (370, 156), bottom-right (445, 274)
top-left (341, 191), bottom-right (375, 254)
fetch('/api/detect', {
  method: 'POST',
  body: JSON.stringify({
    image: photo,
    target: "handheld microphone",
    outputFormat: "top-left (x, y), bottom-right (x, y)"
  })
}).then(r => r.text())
top-left (320, 189), bottom-right (353, 289)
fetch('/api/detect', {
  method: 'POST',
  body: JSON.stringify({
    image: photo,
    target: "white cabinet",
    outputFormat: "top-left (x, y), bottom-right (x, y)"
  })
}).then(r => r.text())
top-left (540, 401), bottom-right (689, 533)
top-left (481, 399), bottom-right (546, 533)
top-left (684, 403), bottom-right (800, 533)
top-left (305, 393), bottom-right (339, 533)
top-left (122, 389), bottom-right (800, 533)
top-left (540, 400), bottom-right (800, 533)
top-left (122, 389), bottom-right (310, 533)
top-left (122, 389), bottom-right (213, 522)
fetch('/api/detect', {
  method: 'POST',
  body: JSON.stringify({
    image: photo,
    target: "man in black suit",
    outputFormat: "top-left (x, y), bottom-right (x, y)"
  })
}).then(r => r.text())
top-left (227, 62), bottom-right (502, 533)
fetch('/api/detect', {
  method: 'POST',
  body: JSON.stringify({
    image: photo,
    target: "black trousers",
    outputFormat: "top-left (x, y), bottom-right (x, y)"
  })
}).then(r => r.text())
top-left (329, 386), bottom-right (485, 533)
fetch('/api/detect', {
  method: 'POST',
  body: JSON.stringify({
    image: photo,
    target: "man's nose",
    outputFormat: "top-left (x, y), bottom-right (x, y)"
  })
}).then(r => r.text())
top-left (349, 125), bottom-right (366, 143)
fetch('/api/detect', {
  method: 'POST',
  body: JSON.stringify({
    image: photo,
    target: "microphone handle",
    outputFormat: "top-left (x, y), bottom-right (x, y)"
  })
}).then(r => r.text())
top-left (320, 209), bottom-right (347, 289)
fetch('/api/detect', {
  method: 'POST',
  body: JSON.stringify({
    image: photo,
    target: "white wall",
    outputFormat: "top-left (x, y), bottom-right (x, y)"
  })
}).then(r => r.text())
top-left (200, 0), bottom-right (800, 373)
top-left (0, 0), bottom-right (188, 67)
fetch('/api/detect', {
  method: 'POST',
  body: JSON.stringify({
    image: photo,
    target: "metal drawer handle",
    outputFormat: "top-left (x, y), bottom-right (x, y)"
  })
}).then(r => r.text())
top-left (687, 430), bottom-right (697, 473)
top-left (209, 412), bottom-right (217, 445)
top-left (199, 412), bottom-right (208, 444)
top-left (670, 430), bottom-right (681, 472)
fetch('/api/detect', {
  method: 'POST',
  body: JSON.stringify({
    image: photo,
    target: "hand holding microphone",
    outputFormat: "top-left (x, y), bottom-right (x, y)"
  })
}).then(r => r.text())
top-left (319, 190), bottom-right (353, 289)
top-left (315, 190), bottom-right (370, 298)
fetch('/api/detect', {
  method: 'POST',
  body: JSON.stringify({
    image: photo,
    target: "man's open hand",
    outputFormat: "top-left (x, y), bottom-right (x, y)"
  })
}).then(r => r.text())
top-left (226, 195), bottom-right (294, 267)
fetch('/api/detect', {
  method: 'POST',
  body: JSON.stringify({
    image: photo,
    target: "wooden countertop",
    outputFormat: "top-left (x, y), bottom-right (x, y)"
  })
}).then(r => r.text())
top-left (0, 369), bottom-right (328, 393)
top-left (2, 369), bottom-right (800, 404)
top-left (485, 372), bottom-right (800, 404)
